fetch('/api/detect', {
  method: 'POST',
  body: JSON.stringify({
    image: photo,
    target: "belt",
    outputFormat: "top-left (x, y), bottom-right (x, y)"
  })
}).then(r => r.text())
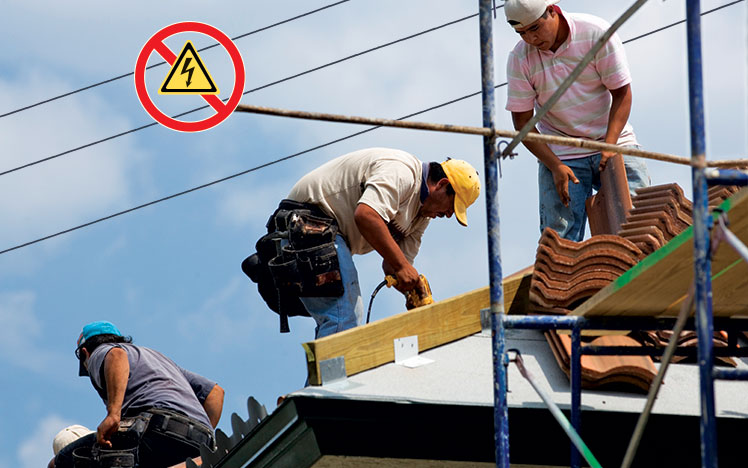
top-left (277, 199), bottom-right (330, 219)
top-left (142, 408), bottom-right (214, 448)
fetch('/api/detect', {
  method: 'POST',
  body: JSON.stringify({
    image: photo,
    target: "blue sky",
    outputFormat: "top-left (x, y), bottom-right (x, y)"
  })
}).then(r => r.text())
top-left (1, 1), bottom-right (746, 466)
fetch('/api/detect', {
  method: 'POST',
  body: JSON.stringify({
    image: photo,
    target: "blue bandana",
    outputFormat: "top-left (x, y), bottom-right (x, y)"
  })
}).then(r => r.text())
top-left (420, 162), bottom-right (430, 203)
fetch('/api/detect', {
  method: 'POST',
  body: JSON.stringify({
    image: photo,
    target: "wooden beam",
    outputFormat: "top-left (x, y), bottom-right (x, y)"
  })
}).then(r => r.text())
top-left (302, 266), bottom-right (533, 385)
top-left (573, 188), bottom-right (748, 317)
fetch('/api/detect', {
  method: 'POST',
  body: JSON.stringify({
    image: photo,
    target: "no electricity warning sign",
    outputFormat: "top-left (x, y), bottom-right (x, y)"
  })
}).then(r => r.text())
top-left (134, 22), bottom-right (245, 132)
top-left (159, 41), bottom-right (219, 95)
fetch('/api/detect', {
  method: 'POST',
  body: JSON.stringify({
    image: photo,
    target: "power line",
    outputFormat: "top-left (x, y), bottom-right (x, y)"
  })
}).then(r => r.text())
top-left (1, 0), bottom-right (741, 178)
top-left (0, 92), bottom-right (485, 256)
top-left (5, 0), bottom-right (740, 123)
top-left (0, 0), bottom-right (350, 120)
top-left (621, 0), bottom-right (744, 44)
top-left (0, 9), bottom-right (485, 178)
top-left (0, 0), bottom-right (744, 255)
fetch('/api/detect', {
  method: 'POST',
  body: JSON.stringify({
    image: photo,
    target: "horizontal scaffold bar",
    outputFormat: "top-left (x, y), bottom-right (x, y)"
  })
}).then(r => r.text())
top-left (501, 314), bottom-right (748, 331)
top-left (582, 346), bottom-right (748, 357)
top-left (235, 104), bottom-right (748, 168)
top-left (706, 168), bottom-right (748, 186)
top-left (713, 368), bottom-right (748, 380)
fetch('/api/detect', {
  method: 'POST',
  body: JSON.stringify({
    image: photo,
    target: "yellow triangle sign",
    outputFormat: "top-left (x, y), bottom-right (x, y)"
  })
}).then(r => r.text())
top-left (159, 41), bottom-right (219, 94)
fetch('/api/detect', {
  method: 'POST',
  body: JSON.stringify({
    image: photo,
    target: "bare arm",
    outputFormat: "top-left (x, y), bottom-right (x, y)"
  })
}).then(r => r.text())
top-left (599, 84), bottom-right (633, 171)
top-left (354, 203), bottom-right (419, 291)
top-left (167, 457), bottom-right (202, 468)
top-left (511, 110), bottom-right (579, 206)
top-left (98, 347), bottom-right (129, 448)
top-left (202, 384), bottom-right (224, 428)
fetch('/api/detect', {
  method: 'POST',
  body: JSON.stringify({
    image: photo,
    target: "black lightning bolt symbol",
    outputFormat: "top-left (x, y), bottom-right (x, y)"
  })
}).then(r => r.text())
top-left (180, 57), bottom-right (195, 87)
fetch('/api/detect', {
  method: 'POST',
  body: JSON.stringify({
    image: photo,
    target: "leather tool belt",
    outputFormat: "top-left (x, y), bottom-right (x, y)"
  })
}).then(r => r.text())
top-left (242, 199), bottom-right (344, 332)
top-left (72, 408), bottom-right (213, 468)
top-left (141, 407), bottom-right (214, 449)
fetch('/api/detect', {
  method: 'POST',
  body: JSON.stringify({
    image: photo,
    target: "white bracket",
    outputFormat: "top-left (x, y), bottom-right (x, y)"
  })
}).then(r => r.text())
top-left (394, 335), bottom-right (434, 368)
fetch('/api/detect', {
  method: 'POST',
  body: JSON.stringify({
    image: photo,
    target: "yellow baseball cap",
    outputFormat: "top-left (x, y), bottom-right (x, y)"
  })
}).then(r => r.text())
top-left (441, 158), bottom-right (481, 227)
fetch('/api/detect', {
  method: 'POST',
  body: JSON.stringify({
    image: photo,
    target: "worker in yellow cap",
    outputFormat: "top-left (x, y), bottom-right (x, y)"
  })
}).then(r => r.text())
top-left (243, 148), bottom-right (480, 339)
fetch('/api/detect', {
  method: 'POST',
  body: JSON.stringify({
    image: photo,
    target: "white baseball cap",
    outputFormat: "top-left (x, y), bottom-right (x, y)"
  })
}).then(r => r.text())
top-left (53, 425), bottom-right (94, 455)
top-left (504, 0), bottom-right (560, 30)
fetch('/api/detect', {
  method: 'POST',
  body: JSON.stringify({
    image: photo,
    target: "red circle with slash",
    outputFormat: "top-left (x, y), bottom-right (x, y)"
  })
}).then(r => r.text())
top-left (134, 22), bottom-right (245, 132)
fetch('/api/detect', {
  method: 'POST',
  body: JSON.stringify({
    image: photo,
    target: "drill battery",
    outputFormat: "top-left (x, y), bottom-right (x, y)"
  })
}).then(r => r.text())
top-left (385, 274), bottom-right (434, 309)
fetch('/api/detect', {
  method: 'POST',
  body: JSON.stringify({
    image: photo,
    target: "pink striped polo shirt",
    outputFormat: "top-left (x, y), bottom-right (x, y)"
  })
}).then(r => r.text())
top-left (505, 8), bottom-right (638, 159)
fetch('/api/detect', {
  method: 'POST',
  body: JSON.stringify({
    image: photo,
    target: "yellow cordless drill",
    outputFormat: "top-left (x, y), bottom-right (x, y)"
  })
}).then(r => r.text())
top-left (366, 274), bottom-right (433, 324)
top-left (384, 274), bottom-right (434, 309)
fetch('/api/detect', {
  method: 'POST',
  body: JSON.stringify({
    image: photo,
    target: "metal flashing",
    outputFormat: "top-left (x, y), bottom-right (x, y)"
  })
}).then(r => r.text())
top-left (319, 356), bottom-right (347, 385)
top-left (480, 308), bottom-right (491, 336)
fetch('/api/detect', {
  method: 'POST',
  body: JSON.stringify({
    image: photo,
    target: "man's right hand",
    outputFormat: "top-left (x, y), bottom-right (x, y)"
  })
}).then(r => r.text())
top-left (551, 165), bottom-right (580, 207)
top-left (393, 263), bottom-right (420, 293)
top-left (97, 413), bottom-right (120, 448)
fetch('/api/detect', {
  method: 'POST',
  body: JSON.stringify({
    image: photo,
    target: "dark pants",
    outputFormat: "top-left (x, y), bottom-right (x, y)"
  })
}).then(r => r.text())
top-left (55, 422), bottom-right (204, 468)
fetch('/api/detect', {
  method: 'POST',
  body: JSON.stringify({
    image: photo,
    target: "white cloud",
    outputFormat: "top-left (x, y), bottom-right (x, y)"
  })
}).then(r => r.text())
top-left (176, 276), bottom-right (276, 350)
top-left (17, 414), bottom-right (73, 468)
top-left (0, 291), bottom-right (68, 375)
top-left (0, 71), bottom-right (143, 255)
top-left (0, 291), bottom-right (40, 347)
top-left (216, 184), bottom-right (287, 229)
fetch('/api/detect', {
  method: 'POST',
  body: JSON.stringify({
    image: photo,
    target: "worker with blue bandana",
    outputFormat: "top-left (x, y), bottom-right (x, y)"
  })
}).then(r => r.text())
top-left (54, 321), bottom-right (224, 468)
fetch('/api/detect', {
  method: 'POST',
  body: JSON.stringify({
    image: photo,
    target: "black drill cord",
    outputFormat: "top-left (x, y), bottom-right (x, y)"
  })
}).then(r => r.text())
top-left (366, 280), bottom-right (389, 324)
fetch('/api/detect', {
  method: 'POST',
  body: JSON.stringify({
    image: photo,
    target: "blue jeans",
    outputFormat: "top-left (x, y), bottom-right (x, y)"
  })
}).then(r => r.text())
top-left (538, 149), bottom-right (650, 242)
top-left (300, 235), bottom-right (364, 339)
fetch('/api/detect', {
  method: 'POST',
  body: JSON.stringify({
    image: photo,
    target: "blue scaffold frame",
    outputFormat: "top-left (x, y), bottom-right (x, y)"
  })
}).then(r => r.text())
top-left (480, 1), bottom-right (748, 467)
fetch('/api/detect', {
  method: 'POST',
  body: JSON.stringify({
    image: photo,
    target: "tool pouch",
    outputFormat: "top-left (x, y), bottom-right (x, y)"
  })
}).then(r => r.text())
top-left (285, 242), bottom-right (343, 297)
top-left (267, 248), bottom-right (303, 295)
top-left (72, 430), bottom-right (141, 468)
top-left (243, 199), bottom-right (343, 333)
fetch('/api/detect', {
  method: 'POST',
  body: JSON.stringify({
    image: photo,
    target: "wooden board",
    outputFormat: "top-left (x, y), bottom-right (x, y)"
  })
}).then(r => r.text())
top-left (302, 266), bottom-right (533, 385)
top-left (573, 188), bottom-right (748, 317)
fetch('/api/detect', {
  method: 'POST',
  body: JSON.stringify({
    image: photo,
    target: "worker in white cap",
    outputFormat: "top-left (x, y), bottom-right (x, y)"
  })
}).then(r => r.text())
top-left (503, 0), bottom-right (650, 242)
top-left (47, 425), bottom-right (94, 468)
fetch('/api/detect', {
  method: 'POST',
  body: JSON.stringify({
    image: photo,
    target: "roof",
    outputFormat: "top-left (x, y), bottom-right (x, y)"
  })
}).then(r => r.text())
top-left (202, 330), bottom-right (748, 467)
top-left (292, 329), bottom-right (748, 417)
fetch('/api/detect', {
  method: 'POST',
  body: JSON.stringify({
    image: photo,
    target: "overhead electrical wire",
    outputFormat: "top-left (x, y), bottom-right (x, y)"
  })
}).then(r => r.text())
top-left (0, 0), bottom-right (350, 119)
top-left (0, 91), bottom-right (478, 256)
top-left (0, 7), bottom-right (486, 177)
top-left (0, 0), bottom-right (744, 256)
top-left (2, 0), bottom-right (743, 178)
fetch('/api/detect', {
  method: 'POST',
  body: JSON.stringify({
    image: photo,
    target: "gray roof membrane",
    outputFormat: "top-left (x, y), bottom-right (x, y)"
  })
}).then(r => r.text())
top-left (292, 329), bottom-right (748, 418)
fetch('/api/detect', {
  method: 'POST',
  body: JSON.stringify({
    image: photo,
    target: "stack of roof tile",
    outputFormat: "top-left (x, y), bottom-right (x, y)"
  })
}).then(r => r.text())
top-left (529, 228), bottom-right (643, 314)
top-left (709, 185), bottom-right (740, 210)
top-left (533, 182), bottom-right (744, 391)
top-left (545, 330), bottom-right (657, 392)
top-left (615, 183), bottom-right (741, 256)
top-left (631, 330), bottom-right (737, 367)
top-left (617, 184), bottom-right (693, 255)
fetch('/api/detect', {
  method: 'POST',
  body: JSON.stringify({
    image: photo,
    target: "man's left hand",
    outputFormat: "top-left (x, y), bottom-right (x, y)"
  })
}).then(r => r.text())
top-left (97, 414), bottom-right (120, 448)
top-left (599, 150), bottom-right (619, 172)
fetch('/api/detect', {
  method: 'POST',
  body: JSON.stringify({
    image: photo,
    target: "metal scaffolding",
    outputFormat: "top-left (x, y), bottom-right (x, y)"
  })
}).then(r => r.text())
top-left (481, 1), bottom-right (748, 467)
